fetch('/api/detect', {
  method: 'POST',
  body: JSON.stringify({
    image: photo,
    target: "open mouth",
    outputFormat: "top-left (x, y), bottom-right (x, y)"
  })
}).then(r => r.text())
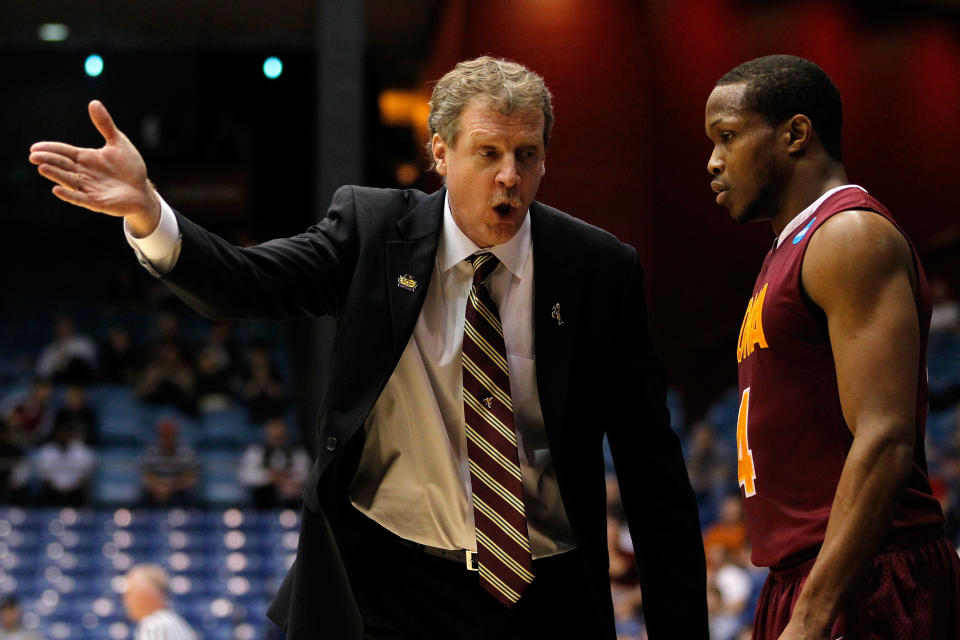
top-left (494, 203), bottom-right (513, 215)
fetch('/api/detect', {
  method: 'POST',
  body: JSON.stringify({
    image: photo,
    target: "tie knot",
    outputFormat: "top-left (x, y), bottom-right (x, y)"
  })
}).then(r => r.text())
top-left (468, 253), bottom-right (499, 287)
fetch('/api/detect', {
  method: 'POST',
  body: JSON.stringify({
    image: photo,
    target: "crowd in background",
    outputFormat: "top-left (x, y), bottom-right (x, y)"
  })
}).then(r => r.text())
top-left (0, 309), bottom-right (309, 512)
top-left (1, 278), bottom-right (959, 640)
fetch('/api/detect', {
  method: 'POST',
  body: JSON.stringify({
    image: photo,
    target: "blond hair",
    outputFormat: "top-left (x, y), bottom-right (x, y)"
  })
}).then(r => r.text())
top-left (127, 564), bottom-right (169, 596)
top-left (426, 56), bottom-right (553, 168)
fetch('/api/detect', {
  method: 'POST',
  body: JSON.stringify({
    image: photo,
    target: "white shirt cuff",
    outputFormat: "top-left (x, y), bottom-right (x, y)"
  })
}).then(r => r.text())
top-left (124, 193), bottom-right (182, 276)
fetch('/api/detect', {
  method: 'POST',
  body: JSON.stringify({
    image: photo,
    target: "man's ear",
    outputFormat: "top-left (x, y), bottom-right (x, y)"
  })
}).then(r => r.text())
top-left (786, 114), bottom-right (812, 155)
top-left (432, 134), bottom-right (448, 176)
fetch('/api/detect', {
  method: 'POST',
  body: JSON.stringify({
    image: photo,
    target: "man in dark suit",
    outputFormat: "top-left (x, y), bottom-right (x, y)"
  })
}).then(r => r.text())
top-left (30, 57), bottom-right (707, 639)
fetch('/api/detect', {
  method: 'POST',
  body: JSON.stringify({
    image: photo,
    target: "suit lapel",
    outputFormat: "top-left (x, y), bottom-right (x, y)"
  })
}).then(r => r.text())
top-left (385, 188), bottom-right (445, 357)
top-left (530, 203), bottom-right (583, 450)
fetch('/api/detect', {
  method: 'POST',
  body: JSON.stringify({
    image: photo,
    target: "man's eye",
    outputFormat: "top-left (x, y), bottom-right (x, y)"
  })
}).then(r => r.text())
top-left (720, 132), bottom-right (734, 142)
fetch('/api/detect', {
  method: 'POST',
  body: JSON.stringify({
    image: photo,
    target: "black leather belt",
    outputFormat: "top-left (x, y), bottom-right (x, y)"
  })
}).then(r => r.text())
top-left (396, 538), bottom-right (479, 571)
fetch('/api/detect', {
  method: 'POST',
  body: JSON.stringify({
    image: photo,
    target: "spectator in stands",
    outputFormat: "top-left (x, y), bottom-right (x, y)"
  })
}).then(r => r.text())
top-left (202, 321), bottom-right (242, 378)
top-left (930, 278), bottom-right (960, 335)
top-left (52, 384), bottom-right (98, 445)
top-left (929, 279), bottom-right (960, 412)
top-left (136, 342), bottom-right (196, 414)
top-left (239, 417), bottom-right (311, 509)
top-left (35, 315), bottom-right (97, 384)
top-left (99, 325), bottom-right (143, 385)
top-left (122, 564), bottom-right (197, 640)
top-left (734, 627), bottom-right (754, 640)
top-left (0, 379), bottom-right (54, 446)
top-left (931, 450), bottom-right (960, 547)
top-left (605, 473), bottom-right (622, 515)
top-left (0, 421), bottom-right (30, 505)
top-left (194, 346), bottom-right (235, 412)
top-left (607, 515), bottom-right (644, 634)
top-left (150, 311), bottom-right (189, 355)
top-left (241, 344), bottom-right (286, 422)
top-left (703, 494), bottom-right (748, 561)
top-left (140, 418), bottom-right (199, 507)
top-left (35, 422), bottom-right (95, 506)
top-left (686, 420), bottom-right (734, 501)
top-left (706, 546), bottom-right (753, 640)
top-left (707, 582), bottom-right (737, 640)
top-left (0, 595), bottom-right (41, 640)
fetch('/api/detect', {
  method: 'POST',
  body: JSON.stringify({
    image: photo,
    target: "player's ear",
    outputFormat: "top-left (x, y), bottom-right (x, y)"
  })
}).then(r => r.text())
top-left (786, 114), bottom-right (812, 155)
top-left (432, 134), bottom-right (448, 176)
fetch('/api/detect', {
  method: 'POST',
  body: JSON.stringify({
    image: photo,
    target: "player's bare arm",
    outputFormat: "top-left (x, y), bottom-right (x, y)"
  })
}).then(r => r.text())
top-left (779, 210), bottom-right (920, 640)
top-left (28, 100), bottom-right (161, 237)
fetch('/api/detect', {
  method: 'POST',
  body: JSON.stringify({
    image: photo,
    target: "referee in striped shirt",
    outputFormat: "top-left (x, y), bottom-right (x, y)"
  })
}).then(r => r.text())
top-left (123, 565), bottom-right (197, 640)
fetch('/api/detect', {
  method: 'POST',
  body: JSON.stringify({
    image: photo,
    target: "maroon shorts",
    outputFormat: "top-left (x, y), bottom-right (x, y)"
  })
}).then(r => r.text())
top-left (753, 528), bottom-right (960, 640)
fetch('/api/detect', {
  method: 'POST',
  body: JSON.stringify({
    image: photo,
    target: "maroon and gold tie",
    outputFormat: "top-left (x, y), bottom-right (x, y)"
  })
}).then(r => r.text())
top-left (462, 253), bottom-right (534, 606)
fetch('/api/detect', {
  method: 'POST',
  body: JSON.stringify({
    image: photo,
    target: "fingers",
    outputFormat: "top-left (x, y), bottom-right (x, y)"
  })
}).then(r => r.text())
top-left (29, 141), bottom-right (81, 164)
top-left (89, 100), bottom-right (119, 143)
top-left (37, 162), bottom-right (81, 191)
top-left (50, 185), bottom-right (100, 212)
top-left (28, 150), bottom-right (75, 172)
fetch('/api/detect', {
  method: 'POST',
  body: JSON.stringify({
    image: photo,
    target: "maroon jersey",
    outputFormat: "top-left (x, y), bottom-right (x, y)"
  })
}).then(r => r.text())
top-left (736, 186), bottom-right (944, 568)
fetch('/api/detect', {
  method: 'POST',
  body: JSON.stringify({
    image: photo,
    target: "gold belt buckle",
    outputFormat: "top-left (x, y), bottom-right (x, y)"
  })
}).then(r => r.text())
top-left (465, 550), bottom-right (479, 571)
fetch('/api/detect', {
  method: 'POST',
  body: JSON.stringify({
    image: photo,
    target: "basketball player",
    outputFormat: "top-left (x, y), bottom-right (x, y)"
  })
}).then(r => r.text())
top-left (705, 54), bottom-right (960, 639)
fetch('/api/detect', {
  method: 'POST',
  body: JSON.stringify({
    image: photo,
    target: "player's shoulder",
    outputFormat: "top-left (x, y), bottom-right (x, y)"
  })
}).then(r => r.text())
top-left (803, 209), bottom-right (915, 304)
top-left (810, 209), bottom-right (913, 271)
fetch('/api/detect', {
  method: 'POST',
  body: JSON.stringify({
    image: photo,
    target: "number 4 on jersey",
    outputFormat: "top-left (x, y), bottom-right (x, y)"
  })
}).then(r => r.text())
top-left (737, 387), bottom-right (757, 497)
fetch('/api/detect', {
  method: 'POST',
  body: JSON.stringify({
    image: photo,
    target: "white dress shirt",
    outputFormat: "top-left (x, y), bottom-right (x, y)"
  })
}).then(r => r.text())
top-left (126, 193), bottom-right (575, 558)
top-left (35, 440), bottom-right (95, 491)
top-left (135, 608), bottom-right (197, 640)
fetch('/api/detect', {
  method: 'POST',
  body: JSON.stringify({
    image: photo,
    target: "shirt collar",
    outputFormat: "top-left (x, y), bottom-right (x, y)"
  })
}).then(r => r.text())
top-left (438, 191), bottom-right (532, 277)
top-left (775, 184), bottom-right (867, 247)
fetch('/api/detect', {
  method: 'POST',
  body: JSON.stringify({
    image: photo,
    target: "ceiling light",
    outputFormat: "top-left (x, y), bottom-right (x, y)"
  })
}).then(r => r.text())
top-left (38, 23), bottom-right (69, 42)
top-left (85, 54), bottom-right (103, 77)
top-left (263, 56), bottom-right (283, 79)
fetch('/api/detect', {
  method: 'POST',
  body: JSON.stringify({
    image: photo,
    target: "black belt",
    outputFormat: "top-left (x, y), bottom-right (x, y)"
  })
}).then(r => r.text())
top-left (353, 512), bottom-right (480, 571)
top-left (395, 537), bottom-right (479, 571)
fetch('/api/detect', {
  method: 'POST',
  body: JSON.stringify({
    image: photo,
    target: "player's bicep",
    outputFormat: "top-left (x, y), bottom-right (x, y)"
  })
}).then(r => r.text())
top-left (802, 212), bottom-right (920, 437)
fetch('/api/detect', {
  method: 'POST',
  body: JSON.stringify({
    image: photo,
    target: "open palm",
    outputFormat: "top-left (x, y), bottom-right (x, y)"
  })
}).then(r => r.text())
top-left (29, 100), bottom-right (160, 227)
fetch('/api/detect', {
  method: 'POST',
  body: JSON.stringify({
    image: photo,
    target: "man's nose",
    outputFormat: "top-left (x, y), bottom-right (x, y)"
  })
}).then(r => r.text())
top-left (497, 157), bottom-right (520, 187)
top-left (707, 149), bottom-right (723, 175)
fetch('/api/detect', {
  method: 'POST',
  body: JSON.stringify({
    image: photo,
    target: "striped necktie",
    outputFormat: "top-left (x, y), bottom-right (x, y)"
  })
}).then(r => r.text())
top-left (462, 252), bottom-right (534, 606)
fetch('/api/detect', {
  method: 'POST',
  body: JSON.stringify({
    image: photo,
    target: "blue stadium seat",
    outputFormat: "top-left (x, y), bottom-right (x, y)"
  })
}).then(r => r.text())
top-left (927, 409), bottom-right (956, 445)
top-left (706, 386), bottom-right (742, 440)
top-left (197, 408), bottom-right (255, 449)
top-left (93, 461), bottom-right (141, 506)
top-left (99, 410), bottom-right (149, 448)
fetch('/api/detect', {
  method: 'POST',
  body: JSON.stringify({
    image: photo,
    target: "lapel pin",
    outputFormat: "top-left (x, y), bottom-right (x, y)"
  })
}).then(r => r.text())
top-left (483, 397), bottom-right (494, 409)
top-left (397, 274), bottom-right (418, 292)
top-left (551, 303), bottom-right (564, 326)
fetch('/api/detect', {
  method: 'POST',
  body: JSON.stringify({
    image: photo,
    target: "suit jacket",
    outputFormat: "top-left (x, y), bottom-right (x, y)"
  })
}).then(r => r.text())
top-left (161, 186), bottom-right (707, 639)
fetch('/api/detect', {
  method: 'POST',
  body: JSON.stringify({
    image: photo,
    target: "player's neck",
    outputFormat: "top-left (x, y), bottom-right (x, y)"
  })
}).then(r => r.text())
top-left (770, 162), bottom-right (848, 237)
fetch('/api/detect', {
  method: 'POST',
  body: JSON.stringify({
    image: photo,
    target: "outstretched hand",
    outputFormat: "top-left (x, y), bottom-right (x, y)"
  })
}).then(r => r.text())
top-left (29, 100), bottom-right (161, 236)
